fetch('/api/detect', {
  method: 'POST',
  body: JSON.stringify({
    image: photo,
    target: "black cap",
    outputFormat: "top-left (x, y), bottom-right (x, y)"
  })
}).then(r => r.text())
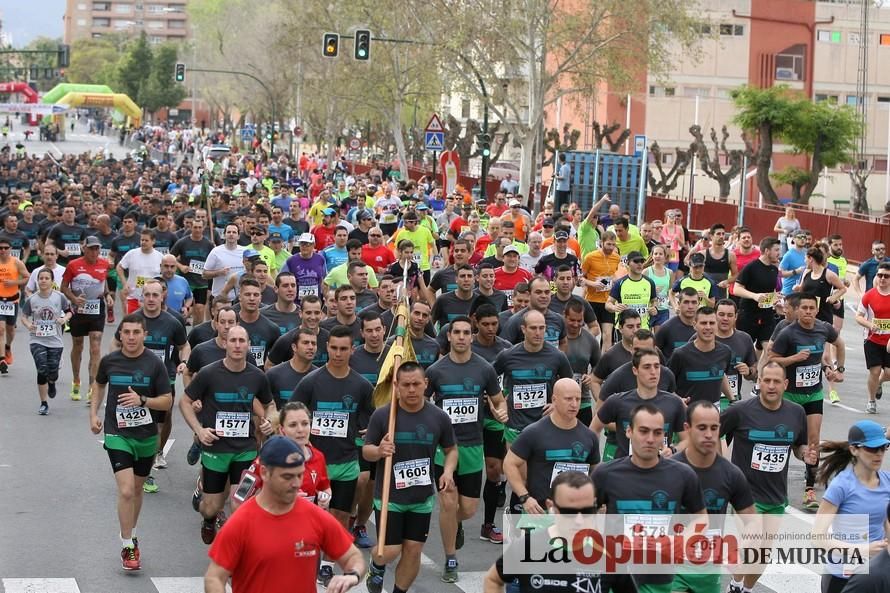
top-left (690, 252), bottom-right (706, 266)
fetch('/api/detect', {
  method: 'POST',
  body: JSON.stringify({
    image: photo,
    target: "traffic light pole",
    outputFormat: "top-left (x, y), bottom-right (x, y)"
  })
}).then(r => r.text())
top-left (476, 73), bottom-right (489, 203)
top-left (188, 67), bottom-right (277, 152)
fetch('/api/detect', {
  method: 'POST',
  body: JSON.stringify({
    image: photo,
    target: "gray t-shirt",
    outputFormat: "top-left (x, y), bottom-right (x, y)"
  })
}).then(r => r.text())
top-left (426, 353), bottom-right (501, 445)
top-left (596, 389), bottom-right (687, 458)
top-left (493, 342), bottom-right (573, 432)
top-left (654, 316), bottom-right (696, 359)
top-left (500, 307), bottom-right (566, 347)
top-left (600, 362), bottom-right (676, 401)
top-left (565, 329), bottom-right (601, 406)
top-left (21, 290), bottom-right (70, 348)
top-left (668, 341), bottom-right (733, 404)
top-left (716, 330), bottom-right (757, 400)
top-left (720, 397), bottom-right (807, 505)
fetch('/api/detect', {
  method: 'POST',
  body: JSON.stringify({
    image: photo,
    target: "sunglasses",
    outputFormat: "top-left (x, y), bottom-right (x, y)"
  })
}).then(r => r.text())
top-left (369, 233), bottom-right (383, 238)
top-left (877, 274), bottom-right (890, 279)
top-left (856, 444), bottom-right (889, 453)
top-left (630, 258), bottom-right (645, 264)
top-left (554, 504), bottom-right (597, 515)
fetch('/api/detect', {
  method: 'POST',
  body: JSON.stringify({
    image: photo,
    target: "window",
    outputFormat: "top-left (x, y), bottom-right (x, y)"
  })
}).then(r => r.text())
top-left (92, 17), bottom-right (110, 27)
top-left (815, 94), bottom-right (839, 104)
top-left (734, 24), bottom-right (744, 36)
top-left (92, 2), bottom-right (110, 10)
top-left (114, 3), bottom-right (132, 12)
top-left (148, 35), bottom-right (164, 44)
top-left (461, 99), bottom-right (471, 119)
top-left (881, 34), bottom-right (890, 46)
top-left (718, 23), bottom-right (743, 36)
top-left (168, 19), bottom-right (185, 28)
top-left (697, 23), bottom-right (712, 35)
top-left (76, 18), bottom-right (87, 25)
top-left (649, 86), bottom-right (676, 97)
top-left (877, 96), bottom-right (890, 109)
top-left (77, 3), bottom-right (88, 9)
top-left (684, 87), bottom-right (710, 98)
top-left (817, 30), bottom-right (841, 43)
top-left (846, 95), bottom-right (866, 106)
top-left (849, 32), bottom-right (861, 45)
top-left (146, 20), bottom-right (164, 29)
top-left (146, 4), bottom-right (164, 11)
top-left (113, 19), bottom-right (133, 29)
top-left (775, 53), bottom-right (804, 81)
top-left (719, 24), bottom-right (733, 35)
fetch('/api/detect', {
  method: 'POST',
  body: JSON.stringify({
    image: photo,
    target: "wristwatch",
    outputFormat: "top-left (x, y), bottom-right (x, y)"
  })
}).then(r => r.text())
top-left (343, 570), bottom-right (361, 584)
top-left (518, 493), bottom-right (530, 504)
top-left (835, 366), bottom-right (845, 373)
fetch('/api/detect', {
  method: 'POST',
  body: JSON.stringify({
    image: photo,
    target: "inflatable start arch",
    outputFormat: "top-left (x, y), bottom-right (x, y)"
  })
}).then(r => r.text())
top-left (56, 92), bottom-right (142, 127)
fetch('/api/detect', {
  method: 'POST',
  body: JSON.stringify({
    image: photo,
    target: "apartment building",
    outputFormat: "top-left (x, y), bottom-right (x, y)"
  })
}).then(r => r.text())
top-left (63, 0), bottom-right (190, 45)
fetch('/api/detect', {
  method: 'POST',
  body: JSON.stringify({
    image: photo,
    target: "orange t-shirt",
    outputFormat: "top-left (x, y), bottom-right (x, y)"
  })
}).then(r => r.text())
top-left (541, 236), bottom-right (581, 258)
top-left (581, 249), bottom-right (620, 303)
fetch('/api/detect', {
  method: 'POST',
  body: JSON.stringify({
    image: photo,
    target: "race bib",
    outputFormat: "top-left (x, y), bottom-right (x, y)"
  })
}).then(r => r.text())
top-left (629, 304), bottom-right (649, 316)
top-left (874, 318), bottom-right (890, 335)
top-left (503, 289), bottom-right (514, 307)
top-left (298, 284), bottom-right (318, 298)
top-left (310, 410), bottom-right (349, 438)
top-left (78, 299), bottom-right (101, 315)
top-left (412, 252), bottom-right (422, 265)
top-left (249, 345), bottom-right (265, 366)
top-left (513, 383), bottom-right (546, 410)
top-left (149, 347), bottom-right (166, 362)
top-left (623, 513), bottom-right (671, 539)
top-left (573, 373), bottom-right (584, 386)
top-left (758, 292), bottom-right (777, 309)
top-left (136, 276), bottom-right (149, 288)
top-left (550, 462), bottom-right (590, 486)
top-left (35, 322), bottom-right (56, 338)
top-left (156, 247), bottom-right (169, 255)
top-left (116, 405), bottom-right (152, 428)
top-left (215, 411), bottom-right (250, 438)
top-left (795, 363), bottom-right (820, 388)
top-left (393, 458), bottom-right (431, 489)
top-left (750, 443), bottom-right (789, 473)
top-left (727, 374), bottom-right (739, 396)
top-left (65, 242), bottom-right (81, 256)
top-left (9, 249), bottom-right (20, 260)
top-left (28, 239), bottom-right (36, 250)
top-left (442, 398), bottom-right (478, 424)
top-left (99, 248), bottom-right (111, 260)
top-left (188, 260), bottom-right (205, 274)
top-left (0, 301), bottom-right (15, 316)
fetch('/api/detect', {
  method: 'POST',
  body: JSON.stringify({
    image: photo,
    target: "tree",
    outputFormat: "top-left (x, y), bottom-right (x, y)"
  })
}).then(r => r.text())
top-left (731, 85), bottom-right (801, 205)
top-left (21, 36), bottom-right (62, 92)
top-left (647, 141), bottom-right (691, 195)
top-left (542, 124), bottom-right (580, 167)
top-left (442, 114), bottom-right (510, 173)
top-left (116, 32), bottom-right (153, 104)
top-left (415, 0), bottom-right (704, 201)
top-left (592, 121), bottom-right (632, 153)
top-left (689, 125), bottom-right (754, 200)
top-left (66, 38), bottom-right (121, 86)
top-left (141, 44), bottom-right (188, 116)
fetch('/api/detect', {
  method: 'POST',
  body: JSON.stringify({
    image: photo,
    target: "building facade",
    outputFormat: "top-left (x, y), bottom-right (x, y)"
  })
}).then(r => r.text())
top-left (63, 0), bottom-right (190, 45)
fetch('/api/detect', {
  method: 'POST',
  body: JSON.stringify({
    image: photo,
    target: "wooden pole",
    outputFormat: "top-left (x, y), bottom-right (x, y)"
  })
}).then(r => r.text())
top-left (375, 261), bottom-right (411, 558)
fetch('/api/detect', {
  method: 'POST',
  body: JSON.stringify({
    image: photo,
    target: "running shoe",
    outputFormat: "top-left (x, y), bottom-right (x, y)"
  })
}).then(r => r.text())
top-left (480, 522), bottom-right (504, 543)
top-left (441, 558), bottom-right (459, 583)
top-left (366, 564), bottom-right (385, 593)
top-left (70, 382), bottom-right (80, 401)
top-left (186, 441), bottom-right (201, 465)
top-left (726, 583), bottom-right (744, 593)
top-left (200, 518), bottom-right (216, 544)
top-left (456, 521), bottom-right (465, 550)
top-left (216, 510), bottom-right (227, 529)
top-left (47, 382), bottom-right (56, 399)
top-left (867, 401), bottom-right (878, 414)
top-left (120, 545), bottom-right (141, 571)
top-left (142, 476), bottom-right (159, 493)
top-left (85, 386), bottom-right (93, 404)
top-left (317, 565), bottom-right (334, 587)
top-left (192, 476), bottom-right (203, 512)
top-left (107, 309), bottom-right (115, 324)
top-left (828, 390), bottom-right (840, 405)
top-left (352, 524), bottom-right (373, 548)
top-left (0, 359), bottom-right (8, 375)
top-left (153, 453), bottom-right (167, 470)
top-left (38, 402), bottom-right (48, 415)
top-left (4, 348), bottom-right (12, 365)
top-left (803, 489), bottom-right (819, 511)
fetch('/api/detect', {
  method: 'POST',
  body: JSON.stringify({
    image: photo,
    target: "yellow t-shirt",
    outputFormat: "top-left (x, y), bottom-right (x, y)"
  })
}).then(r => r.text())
top-left (392, 226), bottom-right (436, 271)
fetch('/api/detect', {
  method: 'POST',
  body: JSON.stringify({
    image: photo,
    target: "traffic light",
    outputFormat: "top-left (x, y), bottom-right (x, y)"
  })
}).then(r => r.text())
top-left (57, 44), bottom-right (70, 68)
top-left (174, 63), bottom-right (186, 82)
top-left (354, 30), bottom-right (371, 61)
top-left (477, 133), bottom-right (492, 157)
top-left (323, 33), bottom-right (340, 58)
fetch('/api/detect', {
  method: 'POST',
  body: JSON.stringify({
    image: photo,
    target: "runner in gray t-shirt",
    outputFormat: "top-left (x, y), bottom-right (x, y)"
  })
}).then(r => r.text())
top-left (21, 272), bottom-right (72, 414)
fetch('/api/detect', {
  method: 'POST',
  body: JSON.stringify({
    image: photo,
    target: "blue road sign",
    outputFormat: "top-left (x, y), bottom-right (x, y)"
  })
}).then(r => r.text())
top-left (424, 131), bottom-right (444, 151)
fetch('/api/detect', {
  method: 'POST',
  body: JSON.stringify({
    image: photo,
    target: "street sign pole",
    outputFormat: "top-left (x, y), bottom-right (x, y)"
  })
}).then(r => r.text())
top-left (432, 151), bottom-right (437, 180)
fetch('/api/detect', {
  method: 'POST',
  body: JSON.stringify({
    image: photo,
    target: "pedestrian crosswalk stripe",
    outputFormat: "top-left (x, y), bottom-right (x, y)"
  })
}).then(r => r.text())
top-left (151, 577), bottom-right (230, 593)
top-left (2, 578), bottom-right (80, 593)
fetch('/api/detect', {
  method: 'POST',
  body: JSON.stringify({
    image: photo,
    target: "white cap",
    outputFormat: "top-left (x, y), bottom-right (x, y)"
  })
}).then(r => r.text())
top-left (297, 233), bottom-right (315, 244)
top-left (503, 245), bottom-right (520, 255)
top-left (509, 199), bottom-right (521, 207)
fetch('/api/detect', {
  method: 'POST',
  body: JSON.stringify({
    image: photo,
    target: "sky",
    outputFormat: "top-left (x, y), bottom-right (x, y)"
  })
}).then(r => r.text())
top-left (1, 0), bottom-right (65, 46)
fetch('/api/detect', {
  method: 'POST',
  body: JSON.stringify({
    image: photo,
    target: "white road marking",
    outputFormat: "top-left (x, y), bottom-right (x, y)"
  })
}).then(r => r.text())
top-left (830, 402), bottom-right (864, 414)
top-left (152, 578), bottom-right (230, 593)
top-left (162, 438), bottom-right (175, 457)
top-left (2, 578), bottom-right (81, 593)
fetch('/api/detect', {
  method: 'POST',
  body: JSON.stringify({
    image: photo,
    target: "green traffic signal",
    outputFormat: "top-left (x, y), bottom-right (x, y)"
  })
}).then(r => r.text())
top-left (354, 30), bottom-right (371, 61)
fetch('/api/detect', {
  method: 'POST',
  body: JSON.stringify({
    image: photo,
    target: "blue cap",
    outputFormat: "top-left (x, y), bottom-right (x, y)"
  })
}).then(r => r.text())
top-left (848, 420), bottom-right (890, 448)
top-left (243, 248), bottom-right (260, 258)
top-left (269, 232), bottom-right (284, 241)
top-left (416, 203), bottom-right (429, 211)
top-left (259, 436), bottom-right (305, 468)
top-left (322, 207), bottom-right (336, 216)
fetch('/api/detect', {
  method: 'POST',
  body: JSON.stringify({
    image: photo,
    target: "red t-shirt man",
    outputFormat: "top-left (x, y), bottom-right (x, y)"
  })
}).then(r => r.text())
top-left (311, 224), bottom-right (336, 251)
top-left (362, 243), bottom-right (396, 273)
top-left (860, 286), bottom-right (890, 349)
top-left (209, 496), bottom-right (352, 593)
top-left (494, 249), bottom-right (532, 306)
top-left (61, 252), bottom-right (112, 315)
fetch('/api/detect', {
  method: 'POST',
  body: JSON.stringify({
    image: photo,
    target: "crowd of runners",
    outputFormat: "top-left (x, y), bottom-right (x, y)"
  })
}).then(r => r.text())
top-left (2, 141), bottom-right (890, 593)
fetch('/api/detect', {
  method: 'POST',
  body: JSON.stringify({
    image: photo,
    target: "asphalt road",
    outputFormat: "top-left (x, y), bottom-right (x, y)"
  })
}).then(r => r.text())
top-left (0, 129), bottom-right (885, 593)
